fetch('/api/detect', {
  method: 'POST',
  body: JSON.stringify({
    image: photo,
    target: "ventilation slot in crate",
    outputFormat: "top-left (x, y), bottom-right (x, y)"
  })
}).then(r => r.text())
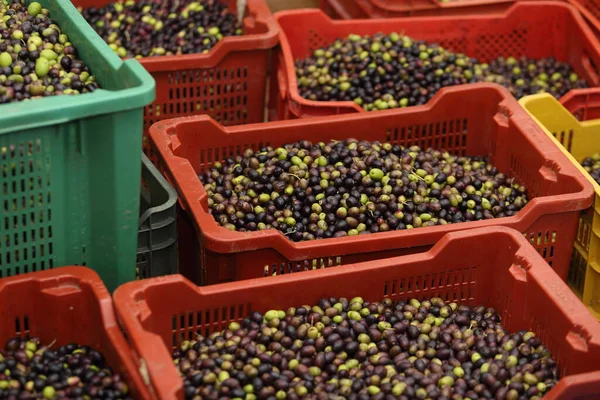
top-left (307, 28), bottom-right (328, 52)
top-left (552, 129), bottom-right (575, 152)
top-left (264, 257), bottom-right (343, 277)
top-left (1, 139), bottom-right (54, 276)
top-left (437, 37), bottom-right (468, 57)
top-left (474, 28), bottom-right (528, 61)
top-left (526, 231), bottom-right (557, 266)
top-left (14, 315), bottom-right (30, 338)
top-left (136, 253), bottom-right (150, 280)
top-left (171, 303), bottom-right (251, 347)
top-left (198, 142), bottom-right (271, 172)
top-left (576, 215), bottom-right (593, 252)
top-left (568, 247), bottom-right (587, 296)
top-left (383, 266), bottom-right (477, 302)
top-left (385, 118), bottom-right (468, 155)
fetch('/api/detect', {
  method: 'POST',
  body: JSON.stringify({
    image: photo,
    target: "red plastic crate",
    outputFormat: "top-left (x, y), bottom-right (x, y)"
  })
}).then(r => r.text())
top-left (560, 87), bottom-right (600, 120)
top-left (113, 227), bottom-right (600, 400)
top-left (149, 83), bottom-right (593, 285)
top-left (72, 0), bottom-right (278, 153)
top-left (320, 0), bottom-right (514, 19)
top-left (0, 267), bottom-right (153, 399)
top-left (270, 2), bottom-right (600, 121)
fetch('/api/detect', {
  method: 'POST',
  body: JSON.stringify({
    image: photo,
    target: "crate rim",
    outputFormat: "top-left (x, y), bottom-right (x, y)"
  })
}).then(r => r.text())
top-left (274, 1), bottom-right (600, 116)
top-left (150, 82), bottom-right (595, 256)
top-left (0, 0), bottom-right (155, 135)
top-left (0, 266), bottom-right (115, 325)
top-left (114, 226), bottom-right (600, 400)
top-left (114, 226), bottom-right (590, 300)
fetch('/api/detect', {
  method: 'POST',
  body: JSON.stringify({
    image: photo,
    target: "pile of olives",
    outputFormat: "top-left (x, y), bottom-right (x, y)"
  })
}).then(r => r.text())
top-left (174, 296), bottom-right (558, 399)
top-left (0, 1), bottom-right (100, 104)
top-left (581, 153), bottom-right (600, 185)
top-left (80, 0), bottom-right (243, 59)
top-left (0, 337), bottom-right (131, 399)
top-left (200, 139), bottom-right (529, 242)
top-left (294, 33), bottom-right (587, 111)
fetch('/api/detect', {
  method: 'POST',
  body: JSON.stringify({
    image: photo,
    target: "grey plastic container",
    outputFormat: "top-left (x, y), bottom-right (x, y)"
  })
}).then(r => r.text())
top-left (137, 154), bottom-right (178, 279)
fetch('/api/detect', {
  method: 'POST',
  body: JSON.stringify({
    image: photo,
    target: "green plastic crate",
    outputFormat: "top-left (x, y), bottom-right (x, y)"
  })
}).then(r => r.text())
top-left (0, 0), bottom-right (155, 291)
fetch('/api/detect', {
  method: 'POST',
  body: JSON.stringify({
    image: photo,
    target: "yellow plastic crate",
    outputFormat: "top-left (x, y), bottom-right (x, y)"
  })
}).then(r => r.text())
top-left (520, 92), bottom-right (600, 320)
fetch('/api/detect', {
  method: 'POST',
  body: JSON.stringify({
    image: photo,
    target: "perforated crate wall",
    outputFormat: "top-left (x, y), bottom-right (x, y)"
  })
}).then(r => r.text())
top-left (1, 137), bottom-right (54, 277)
top-left (304, 25), bottom-right (530, 63)
top-left (143, 51), bottom-right (270, 135)
top-left (576, 0), bottom-right (600, 22)
top-left (0, 115), bottom-right (144, 292)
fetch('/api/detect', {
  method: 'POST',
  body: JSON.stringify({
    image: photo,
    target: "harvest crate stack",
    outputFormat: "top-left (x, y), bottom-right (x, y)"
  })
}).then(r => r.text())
top-left (2, 0), bottom-right (600, 399)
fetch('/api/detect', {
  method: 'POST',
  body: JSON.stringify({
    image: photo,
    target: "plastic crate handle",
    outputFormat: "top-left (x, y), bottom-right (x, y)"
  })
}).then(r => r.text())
top-left (114, 276), bottom-right (197, 400)
top-left (508, 238), bottom-right (600, 369)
